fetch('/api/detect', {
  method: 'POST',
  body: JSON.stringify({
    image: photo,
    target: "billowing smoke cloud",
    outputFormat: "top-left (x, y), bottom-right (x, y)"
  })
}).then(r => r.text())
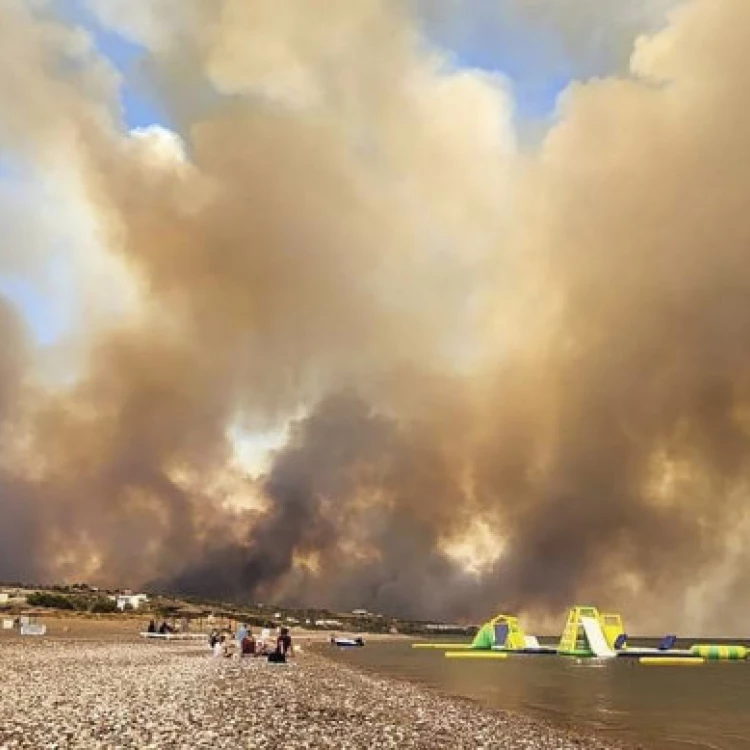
top-left (1, 0), bottom-right (750, 633)
top-left (0, 298), bottom-right (39, 582)
top-left (167, 391), bottom-right (486, 619)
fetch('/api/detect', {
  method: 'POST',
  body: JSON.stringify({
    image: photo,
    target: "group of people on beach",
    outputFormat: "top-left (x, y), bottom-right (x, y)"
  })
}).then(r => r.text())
top-left (209, 623), bottom-right (294, 664)
top-left (146, 620), bottom-right (175, 635)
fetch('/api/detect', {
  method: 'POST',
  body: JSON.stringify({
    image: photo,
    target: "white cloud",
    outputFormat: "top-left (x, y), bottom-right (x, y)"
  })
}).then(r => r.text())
top-left (129, 124), bottom-right (187, 164)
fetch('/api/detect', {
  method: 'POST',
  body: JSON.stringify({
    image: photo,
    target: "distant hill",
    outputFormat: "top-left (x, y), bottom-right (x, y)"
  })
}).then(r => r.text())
top-left (0, 582), bottom-right (478, 636)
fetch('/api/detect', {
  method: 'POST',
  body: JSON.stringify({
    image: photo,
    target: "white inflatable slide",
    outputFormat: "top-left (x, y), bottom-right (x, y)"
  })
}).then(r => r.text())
top-left (580, 616), bottom-right (616, 658)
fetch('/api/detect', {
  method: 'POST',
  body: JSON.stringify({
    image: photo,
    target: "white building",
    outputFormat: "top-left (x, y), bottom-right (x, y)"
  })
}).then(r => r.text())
top-left (112, 593), bottom-right (149, 610)
top-left (314, 619), bottom-right (343, 628)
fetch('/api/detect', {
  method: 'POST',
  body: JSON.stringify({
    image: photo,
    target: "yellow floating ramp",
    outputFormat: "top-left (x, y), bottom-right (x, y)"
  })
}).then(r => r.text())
top-left (412, 643), bottom-right (473, 650)
top-left (639, 657), bottom-right (705, 666)
top-left (445, 651), bottom-right (508, 660)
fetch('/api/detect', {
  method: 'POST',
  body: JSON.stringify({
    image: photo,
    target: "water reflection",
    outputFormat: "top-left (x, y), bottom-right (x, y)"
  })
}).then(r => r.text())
top-left (323, 641), bottom-right (750, 750)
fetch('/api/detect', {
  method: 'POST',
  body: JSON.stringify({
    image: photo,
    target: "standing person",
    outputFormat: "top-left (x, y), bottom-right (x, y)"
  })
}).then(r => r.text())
top-left (235, 622), bottom-right (248, 658)
top-left (268, 627), bottom-right (293, 663)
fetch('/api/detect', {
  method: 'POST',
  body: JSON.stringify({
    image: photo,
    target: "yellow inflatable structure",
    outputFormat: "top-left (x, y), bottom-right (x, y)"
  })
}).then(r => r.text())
top-left (557, 606), bottom-right (623, 657)
top-left (471, 614), bottom-right (528, 651)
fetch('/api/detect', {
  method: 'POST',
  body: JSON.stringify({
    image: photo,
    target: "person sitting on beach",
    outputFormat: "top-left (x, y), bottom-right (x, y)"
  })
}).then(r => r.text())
top-left (241, 629), bottom-right (256, 657)
top-left (253, 627), bottom-right (269, 655)
top-left (214, 633), bottom-right (233, 658)
top-left (147, 619), bottom-right (156, 634)
top-left (268, 627), bottom-right (294, 663)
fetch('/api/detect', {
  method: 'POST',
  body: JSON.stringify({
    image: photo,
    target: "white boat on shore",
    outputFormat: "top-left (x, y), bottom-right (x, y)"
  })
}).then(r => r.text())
top-left (331, 636), bottom-right (365, 648)
top-left (139, 632), bottom-right (208, 640)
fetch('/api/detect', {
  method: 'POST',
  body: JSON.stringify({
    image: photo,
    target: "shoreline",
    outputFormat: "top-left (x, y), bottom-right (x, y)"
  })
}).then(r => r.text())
top-left (311, 645), bottom-right (640, 750)
top-left (1, 612), bottom-right (414, 642)
top-left (0, 633), bottom-right (638, 749)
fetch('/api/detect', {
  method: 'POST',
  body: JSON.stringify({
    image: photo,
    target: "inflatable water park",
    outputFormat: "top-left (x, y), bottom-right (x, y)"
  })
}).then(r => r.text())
top-left (412, 606), bottom-right (749, 666)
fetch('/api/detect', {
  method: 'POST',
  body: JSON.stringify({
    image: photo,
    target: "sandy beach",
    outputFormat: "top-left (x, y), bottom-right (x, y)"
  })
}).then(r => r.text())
top-left (0, 625), bottom-right (635, 750)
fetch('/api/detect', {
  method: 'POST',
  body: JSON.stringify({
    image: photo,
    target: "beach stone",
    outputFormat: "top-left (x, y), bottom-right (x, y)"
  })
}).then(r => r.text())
top-left (0, 636), bottom-right (638, 750)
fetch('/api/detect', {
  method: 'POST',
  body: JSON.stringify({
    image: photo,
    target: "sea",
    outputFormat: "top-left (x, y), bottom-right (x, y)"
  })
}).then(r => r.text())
top-left (323, 638), bottom-right (750, 750)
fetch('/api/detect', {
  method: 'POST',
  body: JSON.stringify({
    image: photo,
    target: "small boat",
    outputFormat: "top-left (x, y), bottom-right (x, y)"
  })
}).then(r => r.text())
top-left (331, 636), bottom-right (365, 648)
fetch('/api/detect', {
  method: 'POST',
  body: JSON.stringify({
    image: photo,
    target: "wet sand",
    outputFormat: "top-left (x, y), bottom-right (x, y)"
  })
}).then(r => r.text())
top-left (0, 630), bottom-right (635, 749)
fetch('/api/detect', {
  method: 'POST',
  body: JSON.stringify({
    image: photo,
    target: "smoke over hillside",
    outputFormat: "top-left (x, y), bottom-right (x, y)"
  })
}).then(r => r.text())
top-left (1, 0), bottom-right (750, 633)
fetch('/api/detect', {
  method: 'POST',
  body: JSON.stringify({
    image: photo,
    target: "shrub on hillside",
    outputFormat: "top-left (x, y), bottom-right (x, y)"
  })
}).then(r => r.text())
top-left (27, 592), bottom-right (78, 610)
top-left (89, 597), bottom-right (119, 614)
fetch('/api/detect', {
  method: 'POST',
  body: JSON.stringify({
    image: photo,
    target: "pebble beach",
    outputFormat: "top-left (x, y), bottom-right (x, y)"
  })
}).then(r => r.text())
top-left (0, 634), bottom-right (635, 750)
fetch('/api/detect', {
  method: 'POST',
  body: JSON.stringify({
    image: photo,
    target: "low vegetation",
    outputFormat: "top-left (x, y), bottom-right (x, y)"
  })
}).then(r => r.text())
top-left (4, 582), bottom-right (478, 635)
top-left (26, 592), bottom-right (120, 614)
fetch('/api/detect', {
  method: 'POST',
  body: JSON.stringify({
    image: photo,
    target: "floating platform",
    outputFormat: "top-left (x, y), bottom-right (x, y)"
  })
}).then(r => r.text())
top-left (445, 651), bottom-right (508, 660)
top-left (493, 647), bottom-right (558, 656)
top-left (639, 657), bottom-right (705, 666)
top-left (617, 648), bottom-right (694, 659)
top-left (421, 606), bottom-right (750, 667)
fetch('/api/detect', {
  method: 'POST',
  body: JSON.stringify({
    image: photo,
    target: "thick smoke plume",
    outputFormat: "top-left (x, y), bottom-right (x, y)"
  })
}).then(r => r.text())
top-left (1, 0), bottom-right (750, 633)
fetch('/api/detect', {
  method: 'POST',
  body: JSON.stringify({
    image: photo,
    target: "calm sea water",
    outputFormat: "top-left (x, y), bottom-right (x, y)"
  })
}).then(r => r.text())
top-left (322, 639), bottom-right (750, 750)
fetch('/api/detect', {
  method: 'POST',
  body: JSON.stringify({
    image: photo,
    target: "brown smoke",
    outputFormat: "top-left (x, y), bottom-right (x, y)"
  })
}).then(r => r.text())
top-left (1, 0), bottom-right (750, 633)
top-left (0, 297), bottom-right (38, 582)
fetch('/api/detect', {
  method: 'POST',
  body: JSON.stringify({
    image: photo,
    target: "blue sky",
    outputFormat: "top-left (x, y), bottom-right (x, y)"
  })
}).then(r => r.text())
top-left (0, 277), bottom-right (68, 346)
top-left (58, 0), bottom-right (573, 132)
top-left (431, 15), bottom-right (573, 124)
top-left (0, 1), bottom-right (164, 344)
top-left (59, 0), bottom-right (168, 130)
